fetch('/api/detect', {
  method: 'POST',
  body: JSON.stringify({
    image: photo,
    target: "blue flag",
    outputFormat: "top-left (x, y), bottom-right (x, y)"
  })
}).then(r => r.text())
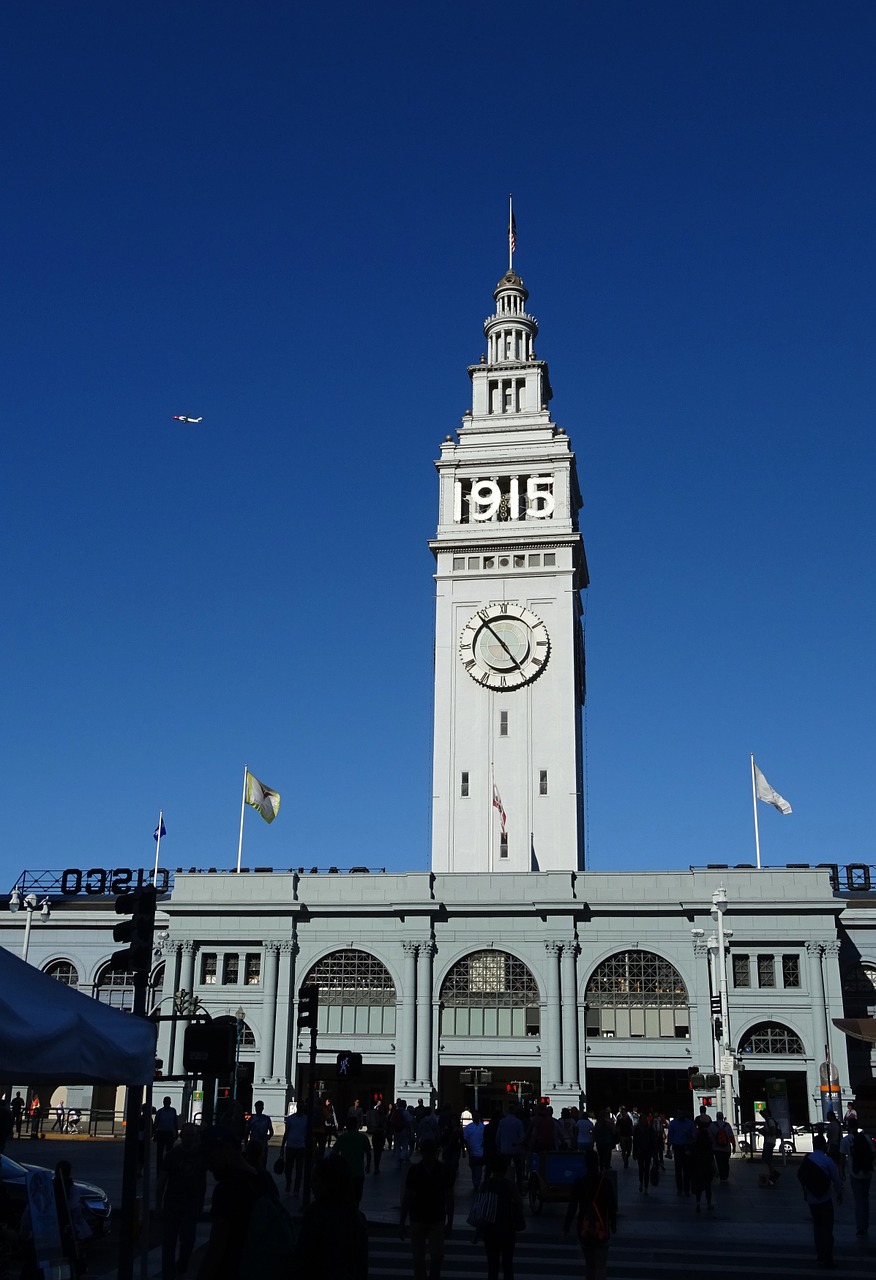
top-left (153, 818), bottom-right (166, 841)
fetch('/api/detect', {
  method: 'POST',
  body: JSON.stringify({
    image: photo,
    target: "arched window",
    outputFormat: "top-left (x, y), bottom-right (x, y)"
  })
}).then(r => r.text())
top-left (43, 960), bottom-right (79, 988)
top-left (843, 962), bottom-right (876, 1017)
top-left (95, 964), bottom-right (135, 1011)
top-left (585, 950), bottom-right (689, 1039)
top-left (94, 962), bottom-right (164, 1012)
top-left (738, 1022), bottom-right (805, 1056)
top-left (440, 950), bottom-right (540, 1038)
top-left (302, 949), bottom-right (396, 1036)
top-left (214, 1014), bottom-right (256, 1047)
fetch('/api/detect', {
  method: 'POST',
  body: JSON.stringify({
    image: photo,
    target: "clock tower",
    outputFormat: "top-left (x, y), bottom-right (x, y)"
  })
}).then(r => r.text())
top-left (430, 268), bottom-right (589, 874)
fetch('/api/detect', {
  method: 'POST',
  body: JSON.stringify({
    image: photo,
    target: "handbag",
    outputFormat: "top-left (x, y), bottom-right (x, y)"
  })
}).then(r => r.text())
top-left (466, 1188), bottom-right (498, 1229)
top-left (273, 1155), bottom-right (286, 1175)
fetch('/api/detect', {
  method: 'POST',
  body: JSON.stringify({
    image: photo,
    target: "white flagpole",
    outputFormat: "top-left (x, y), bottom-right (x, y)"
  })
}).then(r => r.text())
top-left (489, 764), bottom-right (494, 874)
top-left (750, 753), bottom-right (762, 870)
top-left (508, 193), bottom-right (513, 272)
top-left (153, 809), bottom-right (163, 887)
top-left (236, 765), bottom-right (248, 873)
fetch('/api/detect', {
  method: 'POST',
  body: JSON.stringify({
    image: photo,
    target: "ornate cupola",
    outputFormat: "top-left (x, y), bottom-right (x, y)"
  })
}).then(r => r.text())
top-left (468, 271), bottom-right (553, 424)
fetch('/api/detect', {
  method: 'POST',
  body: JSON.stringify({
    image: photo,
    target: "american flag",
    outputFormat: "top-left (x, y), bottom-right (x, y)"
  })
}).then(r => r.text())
top-left (509, 210), bottom-right (517, 255)
top-left (492, 782), bottom-right (507, 834)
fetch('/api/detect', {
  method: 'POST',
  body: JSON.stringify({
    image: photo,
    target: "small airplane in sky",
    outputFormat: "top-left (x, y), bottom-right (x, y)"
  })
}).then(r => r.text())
top-left (172, 414), bottom-right (203, 424)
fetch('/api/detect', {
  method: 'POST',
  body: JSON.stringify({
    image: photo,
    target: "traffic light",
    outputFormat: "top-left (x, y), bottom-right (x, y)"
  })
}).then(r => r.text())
top-left (337, 1050), bottom-right (363, 1077)
top-left (111, 886), bottom-right (158, 973)
top-left (687, 1067), bottom-right (700, 1091)
top-left (713, 1017), bottom-right (723, 1041)
top-left (183, 1021), bottom-right (236, 1075)
top-left (297, 984), bottom-right (319, 1028)
top-left (505, 1083), bottom-right (518, 1095)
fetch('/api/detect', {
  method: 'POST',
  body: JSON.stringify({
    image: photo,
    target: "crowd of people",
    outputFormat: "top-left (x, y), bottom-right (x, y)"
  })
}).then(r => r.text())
top-left (3, 1087), bottom-right (873, 1280)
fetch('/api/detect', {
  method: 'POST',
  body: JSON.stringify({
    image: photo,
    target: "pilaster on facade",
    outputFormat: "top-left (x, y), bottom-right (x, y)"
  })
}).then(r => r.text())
top-left (560, 939), bottom-right (581, 1090)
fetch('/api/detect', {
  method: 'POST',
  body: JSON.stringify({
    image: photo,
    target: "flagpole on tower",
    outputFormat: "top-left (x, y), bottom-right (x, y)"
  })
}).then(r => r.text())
top-left (237, 765), bottom-right (248, 873)
top-left (750, 754), bottom-right (762, 871)
top-left (508, 194), bottom-right (515, 272)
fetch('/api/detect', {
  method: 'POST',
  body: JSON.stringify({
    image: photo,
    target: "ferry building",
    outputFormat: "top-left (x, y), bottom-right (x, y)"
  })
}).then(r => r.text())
top-left (4, 264), bottom-right (876, 1129)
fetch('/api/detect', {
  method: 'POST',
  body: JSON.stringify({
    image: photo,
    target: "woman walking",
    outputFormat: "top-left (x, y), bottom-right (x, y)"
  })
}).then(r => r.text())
top-left (562, 1149), bottom-right (618, 1280)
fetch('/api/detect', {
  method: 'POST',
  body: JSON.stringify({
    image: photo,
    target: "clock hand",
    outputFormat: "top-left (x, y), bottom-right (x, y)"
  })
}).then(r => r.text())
top-left (482, 621), bottom-right (525, 672)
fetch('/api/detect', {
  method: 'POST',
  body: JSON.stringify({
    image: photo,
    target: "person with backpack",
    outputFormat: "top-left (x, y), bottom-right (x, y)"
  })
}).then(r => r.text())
top-left (797, 1132), bottom-right (842, 1268)
top-left (562, 1147), bottom-right (617, 1280)
top-left (839, 1119), bottom-right (874, 1236)
top-left (198, 1128), bottom-right (292, 1280)
top-left (690, 1122), bottom-right (716, 1212)
top-left (709, 1112), bottom-right (736, 1182)
top-left (614, 1107), bottom-right (633, 1170)
top-left (758, 1108), bottom-right (780, 1185)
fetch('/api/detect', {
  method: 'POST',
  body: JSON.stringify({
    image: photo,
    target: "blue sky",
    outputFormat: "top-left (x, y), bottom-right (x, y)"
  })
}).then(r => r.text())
top-left (2, 1), bottom-right (874, 891)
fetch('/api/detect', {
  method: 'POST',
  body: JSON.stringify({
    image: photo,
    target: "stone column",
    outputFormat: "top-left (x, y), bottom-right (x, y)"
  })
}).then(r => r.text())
top-left (401, 942), bottom-right (419, 1087)
top-left (172, 941), bottom-right (197, 1076)
top-left (161, 941), bottom-right (182, 1079)
top-left (560, 941), bottom-right (580, 1087)
top-left (806, 941), bottom-right (829, 1059)
top-left (543, 942), bottom-right (562, 1090)
top-left (273, 940), bottom-right (297, 1085)
top-left (416, 940), bottom-right (436, 1087)
top-left (259, 943), bottom-right (280, 1081)
top-left (822, 941), bottom-right (842, 1085)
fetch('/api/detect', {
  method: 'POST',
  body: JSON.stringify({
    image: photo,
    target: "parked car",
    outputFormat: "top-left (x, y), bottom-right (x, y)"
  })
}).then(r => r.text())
top-left (0, 1154), bottom-right (112, 1236)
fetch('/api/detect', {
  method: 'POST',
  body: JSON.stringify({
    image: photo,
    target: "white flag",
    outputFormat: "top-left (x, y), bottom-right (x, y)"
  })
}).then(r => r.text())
top-left (754, 765), bottom-right (792, 815)
top-left (244, 771), bottom-right (281, 824)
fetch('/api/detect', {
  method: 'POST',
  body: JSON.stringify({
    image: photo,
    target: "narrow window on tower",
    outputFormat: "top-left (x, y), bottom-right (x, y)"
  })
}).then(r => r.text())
top-left (499, 710), bottom-right (508, 737)
top-left (460, 772), bottom-right (469, 798)
top-left (539, 770), bottom-right (548, 796)
top-left (499, 832), bottom-right (509, 859)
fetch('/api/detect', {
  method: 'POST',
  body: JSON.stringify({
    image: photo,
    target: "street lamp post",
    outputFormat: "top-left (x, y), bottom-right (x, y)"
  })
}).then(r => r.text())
top-left (233, 1007), bottom-right (246, 1100)
top-left (710, 885), bottom-right (734, 1124)
top-left (9, 889), bottom-right (50, 962)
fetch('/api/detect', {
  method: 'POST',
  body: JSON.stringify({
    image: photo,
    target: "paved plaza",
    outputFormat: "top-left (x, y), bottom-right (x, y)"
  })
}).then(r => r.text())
top-left (12, 1132), bottom-right (873, 1280)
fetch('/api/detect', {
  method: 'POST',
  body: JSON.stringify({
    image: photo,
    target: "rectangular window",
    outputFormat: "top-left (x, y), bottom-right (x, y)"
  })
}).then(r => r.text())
top-left (452, 557), bottom-right (464, 570)
top-left (202, 953), bottom-right (217, 985)
top-left (245, 953), bottom-right (261, 985)
top-left (223, 953), bottom-right (239, 984)
top-left (499, 710), bottom-right (509, 737)
top-left (782, 955), bottom-right (801, 988)
top-left (757, 955), bottom-right (776, 988)
top-left (732, 954), bottom-right (750, 988)
top-left (460, 772), bottom-right (469, 798)
top-left (499, 832), bottom-right (508, 859)
top-left (528, 554), bottom-right (539, 567)
top-left (467, 557), bottom-right (479, 570)
top-left (539, 770), bottom-right (548, 796)
top-left (544, 553), bottom-right (556, 566)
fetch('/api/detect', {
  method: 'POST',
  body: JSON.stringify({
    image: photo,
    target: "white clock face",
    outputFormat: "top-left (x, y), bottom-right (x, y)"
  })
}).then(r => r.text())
top-left (459, 603), bottom-right (550, 690)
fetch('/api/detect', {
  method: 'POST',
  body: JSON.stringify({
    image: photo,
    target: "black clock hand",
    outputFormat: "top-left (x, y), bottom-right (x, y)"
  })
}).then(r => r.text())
top-left (482, 621), bottom-right (525, 672)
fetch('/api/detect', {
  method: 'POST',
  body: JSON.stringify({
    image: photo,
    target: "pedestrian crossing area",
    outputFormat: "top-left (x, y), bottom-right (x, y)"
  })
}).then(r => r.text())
top-left (366, 1226), bottom-right (874, 1279)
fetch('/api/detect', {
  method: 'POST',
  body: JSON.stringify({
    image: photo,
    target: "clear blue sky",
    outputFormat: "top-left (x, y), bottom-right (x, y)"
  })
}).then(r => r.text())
top-left (2, 1), bottom-right (874, 890)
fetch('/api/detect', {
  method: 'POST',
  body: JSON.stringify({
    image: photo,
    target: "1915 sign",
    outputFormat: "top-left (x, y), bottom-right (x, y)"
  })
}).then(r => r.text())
top-left (60, 867), bottom-right (170, 896)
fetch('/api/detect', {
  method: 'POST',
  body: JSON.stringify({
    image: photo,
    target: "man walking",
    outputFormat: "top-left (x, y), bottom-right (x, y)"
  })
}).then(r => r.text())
top-left (798, 1132), bottom-right (842, 1268)
top-left (280, 1105), bottom-right (308, 1196)
top-left (667, 1111), bottom-right (695, 1195)
top-left (153, 1096), bottom-right (179, 1175)
top-left (463, 1111), bottom-right (487, 1190)
top-left (495, 1100), bottom-right (526, 1188)
top-left (400, 1138), bottom-right (454, 1280)
top-left (840, 1119), bottom-right (874, 1237)
top-left (246, 1100), bottom-right (273, 1168)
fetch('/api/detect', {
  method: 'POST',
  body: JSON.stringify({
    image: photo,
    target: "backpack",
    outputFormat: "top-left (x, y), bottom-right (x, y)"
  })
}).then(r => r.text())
top-left (852, 1132), bottom-right (875, 1177)
top-left (239, 1192), bottom-right (298, 1280)
top-left (715, 1124), bottom-right (730, 1149)
top-left (577, 1176), bottom-right (610, 1244)
top-left (797, 1155), bottom-right (831, 1200)
top-left (391, 1108), bottom-right (408, 1134)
